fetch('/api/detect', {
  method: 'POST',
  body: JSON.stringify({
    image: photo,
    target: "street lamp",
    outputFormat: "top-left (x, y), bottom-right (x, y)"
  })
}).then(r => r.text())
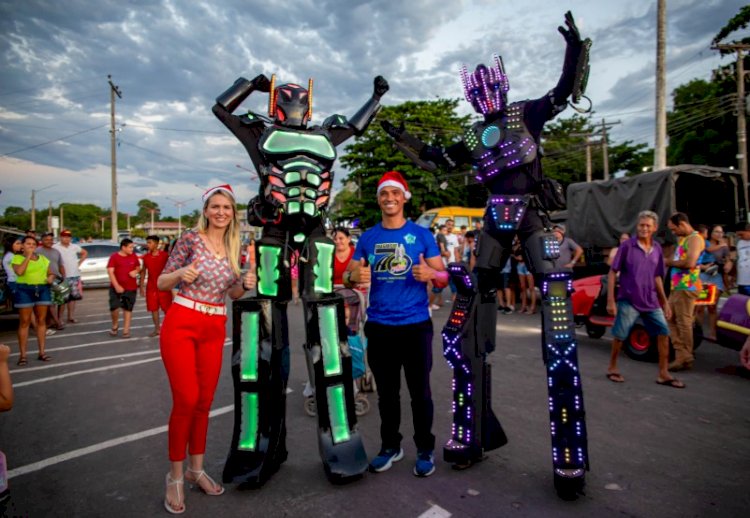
top-left (30, 184), bottom-right (56, 231)
top-left (166, 197), bottom-right (193, 237)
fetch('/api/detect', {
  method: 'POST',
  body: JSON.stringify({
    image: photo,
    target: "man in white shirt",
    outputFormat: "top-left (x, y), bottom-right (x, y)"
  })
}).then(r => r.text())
top-left (736, 224), bottom-right (750, 296)
top-left (53, 230), bottom-right (88, 323)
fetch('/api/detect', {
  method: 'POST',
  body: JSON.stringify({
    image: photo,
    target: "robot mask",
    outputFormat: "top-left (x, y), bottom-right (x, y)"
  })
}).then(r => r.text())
top-left (268, 75), bottom-right (313, 127)
top-left (460, 55), bottom-right (509, 115)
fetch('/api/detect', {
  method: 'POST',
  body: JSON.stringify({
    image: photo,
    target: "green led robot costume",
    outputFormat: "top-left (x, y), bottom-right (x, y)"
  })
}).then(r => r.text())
top-left (213, 73), bottom-right (388, 485)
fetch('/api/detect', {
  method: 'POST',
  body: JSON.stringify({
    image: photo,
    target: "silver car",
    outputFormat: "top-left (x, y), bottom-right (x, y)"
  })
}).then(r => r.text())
top-left (79, 242), bottom-right (145, 288)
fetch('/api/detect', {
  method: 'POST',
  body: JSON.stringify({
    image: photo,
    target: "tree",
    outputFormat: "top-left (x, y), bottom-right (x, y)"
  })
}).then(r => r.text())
top-left (336, 100), bottom-right (476, 227)
top-left (136, 199), bottom-right (161, 225)
top-left (666, 76), bottom-right (738, 167)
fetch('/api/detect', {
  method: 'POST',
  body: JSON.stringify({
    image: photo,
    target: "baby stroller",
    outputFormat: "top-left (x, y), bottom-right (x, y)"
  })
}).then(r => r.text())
top-left (303, 286), bottom-right (375, 417)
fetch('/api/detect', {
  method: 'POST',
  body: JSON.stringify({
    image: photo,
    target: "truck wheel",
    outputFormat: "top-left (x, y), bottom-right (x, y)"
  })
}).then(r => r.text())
top-left (585, 322), bottom-right (606, 339)
top-left (624, 323), bottom-right (658, 362)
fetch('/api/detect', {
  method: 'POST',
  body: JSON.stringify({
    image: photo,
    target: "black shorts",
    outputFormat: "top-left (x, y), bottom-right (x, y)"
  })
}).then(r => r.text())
top-left (109, 288), bottom-right (137, 311)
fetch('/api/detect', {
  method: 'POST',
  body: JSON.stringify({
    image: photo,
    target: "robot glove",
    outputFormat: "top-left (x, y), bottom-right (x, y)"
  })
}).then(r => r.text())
top-left (558, 10), bottom-right (582, 47)
top-left (373, 76), bottom-right (389, 99)
top-left (251, 74), bottom-right (272, 93)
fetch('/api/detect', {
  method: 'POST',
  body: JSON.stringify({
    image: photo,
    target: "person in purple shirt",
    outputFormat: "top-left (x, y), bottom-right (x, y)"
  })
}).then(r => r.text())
top-left (606, 211), bottom-right (684, 388)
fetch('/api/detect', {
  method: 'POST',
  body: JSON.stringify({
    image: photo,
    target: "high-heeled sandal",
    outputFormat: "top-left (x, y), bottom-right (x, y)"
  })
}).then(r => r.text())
top-left (185, 468), bottom-right (225, 496)
top-left (164, 473), bottom-right (185, 514)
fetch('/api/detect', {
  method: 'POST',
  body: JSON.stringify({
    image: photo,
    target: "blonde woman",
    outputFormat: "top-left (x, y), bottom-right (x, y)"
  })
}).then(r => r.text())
top-left (157, 185), bottom-right (256, 514)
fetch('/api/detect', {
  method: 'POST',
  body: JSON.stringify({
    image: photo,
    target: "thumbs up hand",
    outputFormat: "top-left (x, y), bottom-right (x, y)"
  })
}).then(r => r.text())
top-left (350, 257), bottom-right (371, 285)
top-left (181, 260), bottom-right (201, 285)
top-left (412, 253), bottom-right (434, 283)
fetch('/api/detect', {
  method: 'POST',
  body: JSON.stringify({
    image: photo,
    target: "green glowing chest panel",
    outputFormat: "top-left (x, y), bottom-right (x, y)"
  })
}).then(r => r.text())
top-left (259, 128), bottom-right (336, 160)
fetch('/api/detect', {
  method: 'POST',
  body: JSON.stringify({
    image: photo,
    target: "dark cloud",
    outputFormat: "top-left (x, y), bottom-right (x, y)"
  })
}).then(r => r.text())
top-left (1, 0), bottom-right (748, 215)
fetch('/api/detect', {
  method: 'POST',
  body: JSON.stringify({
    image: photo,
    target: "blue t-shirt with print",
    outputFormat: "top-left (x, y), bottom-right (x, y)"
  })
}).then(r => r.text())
top-left (353, 220), bottom-right (441, 325)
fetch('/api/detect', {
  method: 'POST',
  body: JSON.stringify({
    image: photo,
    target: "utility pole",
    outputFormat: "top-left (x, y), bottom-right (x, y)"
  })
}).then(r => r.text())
top-left (149, 208), bottom-right (157, 235)
top-left (30, 184), bottom-right (55, 231)
top-left (654, 0), bottom-right (668, 170)
top-left (108, 74), bottom-right (122, 242)
top-left (715, 43), bottom-right (750, 220)
top-left (570, 132), bottom-right (596, 182)
top-left (601, 120), bottom-right (610, 180)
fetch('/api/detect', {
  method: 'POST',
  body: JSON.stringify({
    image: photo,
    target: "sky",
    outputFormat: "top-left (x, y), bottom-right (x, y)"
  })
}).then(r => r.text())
top-left (0, 0), bottom-right (748, 219)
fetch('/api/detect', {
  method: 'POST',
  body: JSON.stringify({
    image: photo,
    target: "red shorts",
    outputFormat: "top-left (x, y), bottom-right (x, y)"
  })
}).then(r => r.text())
top-left (146, 289), bottom-right (173, 313)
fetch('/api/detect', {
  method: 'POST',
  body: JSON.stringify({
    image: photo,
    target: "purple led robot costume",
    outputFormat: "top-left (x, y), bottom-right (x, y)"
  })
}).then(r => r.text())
top-left (382, 11), bottom-right (592, 499)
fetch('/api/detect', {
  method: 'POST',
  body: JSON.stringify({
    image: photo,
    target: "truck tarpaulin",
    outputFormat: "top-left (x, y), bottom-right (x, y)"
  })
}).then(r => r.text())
top-left (566, 165), bottom-right (744, 249)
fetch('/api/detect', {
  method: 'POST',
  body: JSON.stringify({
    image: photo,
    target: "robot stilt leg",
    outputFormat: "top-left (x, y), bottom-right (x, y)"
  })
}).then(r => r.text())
top-left (442, 263), bottom-right (507, 466)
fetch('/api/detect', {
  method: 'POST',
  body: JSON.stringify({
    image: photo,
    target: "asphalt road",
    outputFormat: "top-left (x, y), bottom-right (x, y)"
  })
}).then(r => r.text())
top-left (0, 289), bottom-right (749, 518)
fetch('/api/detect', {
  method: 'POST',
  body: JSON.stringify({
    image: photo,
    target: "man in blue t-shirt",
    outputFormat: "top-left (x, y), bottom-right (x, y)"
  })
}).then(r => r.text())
top-left (346, 170), bottom-right (447, 478)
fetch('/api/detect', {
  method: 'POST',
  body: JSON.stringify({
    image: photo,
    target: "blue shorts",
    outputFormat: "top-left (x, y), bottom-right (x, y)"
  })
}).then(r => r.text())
top-left (517, 263), bottom-right (530, 276)
top-left (611, 300), bottom-right (669, 341)
top-left (14, 283), bottom-right (52, 308)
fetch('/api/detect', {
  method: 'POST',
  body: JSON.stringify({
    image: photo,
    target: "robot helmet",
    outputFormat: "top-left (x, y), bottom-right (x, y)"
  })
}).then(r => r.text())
top-left (268, 74), bottom-right (313, 127)
top-left (460, 55), bottom-right (510, 115)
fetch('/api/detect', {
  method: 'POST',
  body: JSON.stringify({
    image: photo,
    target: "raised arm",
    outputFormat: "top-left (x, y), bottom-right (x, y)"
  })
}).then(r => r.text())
top-left (328, 76), bottom-right (389, 146)
top-left (549, 11), bottom-right (589, 113)
top-left (381, 120), bottom-right (470, 172)
top-left (211, 74), bottom-right (271, 169)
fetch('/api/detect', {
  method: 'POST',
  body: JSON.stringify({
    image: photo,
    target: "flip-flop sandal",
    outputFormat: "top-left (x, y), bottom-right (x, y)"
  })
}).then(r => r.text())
top-left (606, 372), bottom-right (625, 383)
top-left (37, 354), bottom-right (52, 362)
top-left (68, 318), bottom-right (79, 323)
top-left (122, 332), bottom-right (131, 338)
top-left (656, 378), bottom-right (685, 389)
top-left (149, 330), bottom-right (160, 337)
top-left (108, 328), bottom-right (119, 336)
top-left (17, 357), bottom-right (28, 366)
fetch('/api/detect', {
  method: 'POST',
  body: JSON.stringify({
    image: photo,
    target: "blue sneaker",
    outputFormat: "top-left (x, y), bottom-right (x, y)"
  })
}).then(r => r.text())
top-left (413, 450), bottom-right (435, 477)
top-left (369, 447), bottom-right (404, 473)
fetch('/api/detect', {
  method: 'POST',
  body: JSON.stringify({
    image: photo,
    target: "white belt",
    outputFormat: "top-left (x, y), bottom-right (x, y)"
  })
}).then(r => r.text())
top-left (174, 295), bottom-right (226, 316)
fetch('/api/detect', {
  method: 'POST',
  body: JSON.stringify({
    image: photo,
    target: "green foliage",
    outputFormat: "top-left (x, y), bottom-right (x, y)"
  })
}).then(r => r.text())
top-left (335, 99), bottom-right (473, 228)
top-left (666, 77), bottom-right (739, 167)
top-left (334, 101), bottom-right (656, 227)
top-left (713, 5), bottom-right (750, 48)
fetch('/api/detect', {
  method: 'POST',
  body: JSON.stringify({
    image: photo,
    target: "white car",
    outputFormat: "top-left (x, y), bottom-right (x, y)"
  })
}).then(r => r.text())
top-left (79, 242), bottom-right (145, 288)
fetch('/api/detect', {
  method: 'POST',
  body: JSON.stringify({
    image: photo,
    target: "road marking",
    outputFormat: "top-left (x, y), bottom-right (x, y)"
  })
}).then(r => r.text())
top-left (5, 324), bottom-right (153, 345)
top-left (8, 336), bottom-right (231, 358)
top-left (7, 404), bottom-right (234, 479)
top-left (9, 349), bottom-right (161, 373)
top-left (10, 339), bottom-right (232, 385)
top-left (11, 357), bottom-right (164, 387)
top-left (418, 504), bottom-right (452, 518)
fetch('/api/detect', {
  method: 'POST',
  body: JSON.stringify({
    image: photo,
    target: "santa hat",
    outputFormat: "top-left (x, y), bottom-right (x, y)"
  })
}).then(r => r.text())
top-left (376, 170), bottom-right (411, 200)
top-left (202, 184), bottom-right (235, 204)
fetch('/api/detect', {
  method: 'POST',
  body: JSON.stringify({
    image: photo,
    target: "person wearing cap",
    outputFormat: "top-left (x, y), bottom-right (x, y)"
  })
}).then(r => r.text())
top-left (348, 170), bottom-right (448, 478)
top-left (53, 230), bottom-right (87, 324)
top-left (37, 232), bottom-right (66, 330)
top-left (552, 224), bottom-right (583, 271)
top-left (106, 239), bottom-right (140, 338)
top-left (156, 184), bottom-right (256, 514)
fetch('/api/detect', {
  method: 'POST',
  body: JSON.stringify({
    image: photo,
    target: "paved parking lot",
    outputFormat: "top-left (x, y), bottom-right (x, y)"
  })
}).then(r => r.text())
top-left (1, 289), bottom-right (749, 517)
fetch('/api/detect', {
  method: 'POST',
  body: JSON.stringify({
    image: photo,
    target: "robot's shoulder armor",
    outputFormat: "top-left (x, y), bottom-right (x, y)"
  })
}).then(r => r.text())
top-left (322, 114), bottom-right (349, 129)
top-left (240, 111), bottom-right (266, 126)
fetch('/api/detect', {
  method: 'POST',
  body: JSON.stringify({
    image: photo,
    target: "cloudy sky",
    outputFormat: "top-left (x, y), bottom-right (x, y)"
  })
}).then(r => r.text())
top-left (0, 0), bottom-right (747, 219)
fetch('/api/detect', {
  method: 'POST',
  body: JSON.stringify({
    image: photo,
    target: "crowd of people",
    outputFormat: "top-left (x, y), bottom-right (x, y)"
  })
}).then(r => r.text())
top-left (4, 177), bottom-right (750, 512)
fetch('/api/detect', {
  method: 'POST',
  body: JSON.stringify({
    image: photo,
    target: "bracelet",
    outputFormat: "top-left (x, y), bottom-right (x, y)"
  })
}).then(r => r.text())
top-left (343, 270), bottom-right (352, 287)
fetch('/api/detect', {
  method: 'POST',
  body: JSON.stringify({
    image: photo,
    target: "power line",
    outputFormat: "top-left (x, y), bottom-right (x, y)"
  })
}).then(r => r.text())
top-left (123, 123), bottom-right (225, 135)
top-left (0, 124), bottom-right (108, 158)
